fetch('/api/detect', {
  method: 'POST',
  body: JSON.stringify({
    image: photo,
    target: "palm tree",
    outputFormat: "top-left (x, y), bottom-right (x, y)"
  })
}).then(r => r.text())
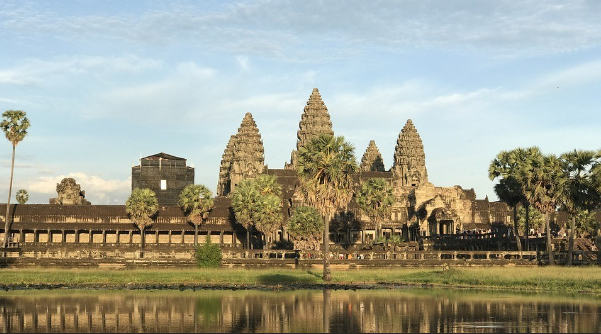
top-left (1, 110), bottom-right (30, 248)
top-left (296, 134), bottom-right (358, 281)
top-left (558, 150), bottom-right (601, 266)
top-left (16, 189), bottom-right (28, 205)
top-left (356, 178), bottom-right (395, 240)
top-left (288, 205), bottom-right (324, 251)
top-left (520, 151), bottom-right (564, 265)
top-left (231, 179), bottom-right (257, 249)
top-left (125, 188), bottom-right (159, 250)
top-left (231, 175), bottom-right (283, 250)
top-left (178, 184), bottom-right (214, 247)
top-left (489, 147), bottom-right (540, 251)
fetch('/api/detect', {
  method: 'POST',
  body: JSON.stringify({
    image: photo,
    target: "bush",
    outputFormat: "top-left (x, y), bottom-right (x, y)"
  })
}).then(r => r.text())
top-left (195, 235), bottom-right (222, 268)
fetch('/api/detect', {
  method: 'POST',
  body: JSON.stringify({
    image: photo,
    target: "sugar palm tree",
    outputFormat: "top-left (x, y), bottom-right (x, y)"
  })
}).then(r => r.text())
top-left (231, 175), bottom-right (283, 250)
top-left (16, 189), bottom-right (28, 205)
top-left (1, 110), bottom-right (30, 248)
top-left (558, 149), bottom-right (601, 266)
top-left (231, 179), bottom-right (257, 249)
top-left (489, 148), bottom-right (540, 251)
top-left (125, 188), bottom-right (159, 250)
top-left (356, 178), bottom-right (395, 239)
top-left (178, 184), bottom-right (214, 247)
top-left (288, 205), bottom-right (324, 251)
top-left (296, 134), bottom-right (358, 281)
top-left (520, 151), bottom-right (564, 265)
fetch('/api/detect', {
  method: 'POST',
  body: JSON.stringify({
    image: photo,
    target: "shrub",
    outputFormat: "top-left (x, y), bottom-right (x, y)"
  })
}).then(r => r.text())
top-left (195, 235), bottom-right (222, 268)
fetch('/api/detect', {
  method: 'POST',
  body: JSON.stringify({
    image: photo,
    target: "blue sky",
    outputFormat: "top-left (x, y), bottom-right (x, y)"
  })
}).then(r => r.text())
top-left (1, 0), bottom-right (600, 205)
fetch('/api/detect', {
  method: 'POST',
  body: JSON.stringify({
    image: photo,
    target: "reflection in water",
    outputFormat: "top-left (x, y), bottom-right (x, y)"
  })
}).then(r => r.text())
top-left (0, 288), bottom-right (600, 333)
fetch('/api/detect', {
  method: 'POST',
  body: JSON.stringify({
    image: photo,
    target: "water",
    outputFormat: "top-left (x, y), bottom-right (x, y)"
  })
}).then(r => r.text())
top-left (1, 288), bottom-right (600, 333)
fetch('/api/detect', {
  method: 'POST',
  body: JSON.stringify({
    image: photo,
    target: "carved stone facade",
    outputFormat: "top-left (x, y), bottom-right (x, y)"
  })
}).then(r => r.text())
top-left (286, 88), bottom-right (334, 170)
top-left (216, 113), bottom-right (266, 196)
top-left (49, 178), bottom-right (91, 205)
top-left (360, 140), bottom-right (385, 172)
top-left (392, 119), bottom-right (430, 188)
top-left (132, 153), bottom-right (194, 206)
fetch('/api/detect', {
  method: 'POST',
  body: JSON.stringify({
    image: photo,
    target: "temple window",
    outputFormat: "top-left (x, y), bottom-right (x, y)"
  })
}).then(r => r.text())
top-left (160, 180), bottom-right (167, 190)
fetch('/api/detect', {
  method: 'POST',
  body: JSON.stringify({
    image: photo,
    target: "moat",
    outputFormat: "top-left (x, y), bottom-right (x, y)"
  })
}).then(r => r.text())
top-left (0, 289), bottom-right (599, 333)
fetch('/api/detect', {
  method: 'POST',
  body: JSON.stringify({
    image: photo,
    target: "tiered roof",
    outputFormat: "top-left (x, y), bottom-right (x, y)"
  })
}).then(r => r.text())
top-left (360, 140), bottom-right (385, 172)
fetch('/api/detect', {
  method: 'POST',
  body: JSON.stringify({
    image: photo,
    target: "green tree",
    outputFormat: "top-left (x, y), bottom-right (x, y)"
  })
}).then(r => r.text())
top-left (15, 189), bottom-right (28, 205)
top-left (516, 205), bottom-right (544, 234)
top-left (251, 174), bottom-right (283, 249)
top-left (125, 188), bottom-right (159, 250)
top-left (179, 184), bottom-right (214, 247)
top-left (195, 235), bottom-right (222, 268)
top-left (356, 178), bottom-right (395, 239)
top-left (296, 134), bottom-right (358, 281)
top-left (557, 149), bottom-right (601, 265)
top-left (231, 175), bottom-right (283, 249)
top-left (1, 110), bottom-right (30, 248)
top-left (520, 150), bottom-right (564, 265)
top-left (489, 148), bottom-right (539, 251)
top-left (288, 206), bottom-right (324, 251)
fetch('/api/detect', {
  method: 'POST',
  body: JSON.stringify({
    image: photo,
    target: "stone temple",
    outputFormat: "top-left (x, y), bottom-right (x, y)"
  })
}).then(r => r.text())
top-left (1, 88), bottom-right (530, 258)
top-left (216, 88), bottom-right (507, 243)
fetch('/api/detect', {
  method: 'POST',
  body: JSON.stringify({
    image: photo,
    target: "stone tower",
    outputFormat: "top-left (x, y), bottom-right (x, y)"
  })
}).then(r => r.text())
top-left (217, 112), bottom-right (266, 196)
top-left (360, 140), bottom-right (386, 172)
top-left (49, 178), bottom-right (91, 205)
top-left (392, 119), bottom-right (429, 187)
top-left (217, 135), bottom-right (235, 196)
top-left (286, 88), bottom-right (334, 169)
top-left (132, 152), bottom-right (195, 206)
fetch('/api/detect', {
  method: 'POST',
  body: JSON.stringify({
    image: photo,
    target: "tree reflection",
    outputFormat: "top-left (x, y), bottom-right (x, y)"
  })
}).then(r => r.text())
top-left (0, 290), bottom-right (600, 333)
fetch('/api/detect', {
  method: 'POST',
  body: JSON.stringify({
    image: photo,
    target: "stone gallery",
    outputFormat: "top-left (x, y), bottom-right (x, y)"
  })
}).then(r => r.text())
top-left (0, 88), bottom-right (515, 261)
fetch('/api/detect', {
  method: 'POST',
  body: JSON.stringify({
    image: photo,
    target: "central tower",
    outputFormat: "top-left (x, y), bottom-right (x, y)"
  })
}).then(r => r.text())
top-left (285, 88), bottom-right (334, 170)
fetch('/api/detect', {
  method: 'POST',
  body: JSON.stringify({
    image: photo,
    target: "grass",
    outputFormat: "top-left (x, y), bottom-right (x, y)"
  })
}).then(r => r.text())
top-left (1, 266), bottom-right (601, 294)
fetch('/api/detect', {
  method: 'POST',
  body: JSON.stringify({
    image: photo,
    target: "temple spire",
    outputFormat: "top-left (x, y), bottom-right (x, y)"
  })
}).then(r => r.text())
top-left (217, 112), bottom-right (266, 195)
top-left (286, 88), bottom-right (334, 169)
top-left (360, 140), bottom-right (385, 172)
top-left (392, 119), bottom-right (429, 187)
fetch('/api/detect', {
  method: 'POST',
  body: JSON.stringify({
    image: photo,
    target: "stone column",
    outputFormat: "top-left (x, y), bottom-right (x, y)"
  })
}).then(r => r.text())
top-left (47, 229), bottom-right (51, 243)
top-left (102, 230), bottom-right (107, 244)
top-left (61, 229), bottom-right (66, 243)
top-left (220, 231), bottom-right (224, 246)
top-left (75, 230), bottom-right (80, 243)
top-left (168, 230), bottom-right (172, 245)
top-left (115, 230), bottom-right (120, 245)
top-left (156, 230), bottom-right (159, 244)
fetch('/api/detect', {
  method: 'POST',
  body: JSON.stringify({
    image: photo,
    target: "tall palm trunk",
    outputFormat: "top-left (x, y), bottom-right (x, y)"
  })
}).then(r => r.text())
top-left (513, 205), bottom-right (522, 251)
top-left (545, 212), bottom-right (554, 265)
top-left (323, 213), bottom-right (331, 281)
top-left (194, 224), bottom-right (198, 247)
top-left (567, 215), bottom-right (576, 266)
top-left (525, 204), bottom-right (530, 251)
top-left (3, 145), bottom-right (15, 249)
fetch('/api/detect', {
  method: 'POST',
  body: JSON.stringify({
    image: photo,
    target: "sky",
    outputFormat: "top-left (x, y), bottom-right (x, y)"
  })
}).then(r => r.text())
top-left (1, 0), bottom-right (600, 205)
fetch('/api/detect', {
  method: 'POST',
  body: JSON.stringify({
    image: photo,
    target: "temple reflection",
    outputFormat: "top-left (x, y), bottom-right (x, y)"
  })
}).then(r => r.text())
top-left (1, 289), bottom-right (600, 333)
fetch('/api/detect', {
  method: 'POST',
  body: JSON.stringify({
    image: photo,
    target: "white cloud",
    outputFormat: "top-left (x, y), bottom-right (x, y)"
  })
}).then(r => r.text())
top-left (25, 172), bottom-right (130, 205)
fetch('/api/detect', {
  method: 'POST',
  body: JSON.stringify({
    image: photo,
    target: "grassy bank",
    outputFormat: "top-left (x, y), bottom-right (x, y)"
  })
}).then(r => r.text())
top-left (1, 266), bottom-right (600, 293)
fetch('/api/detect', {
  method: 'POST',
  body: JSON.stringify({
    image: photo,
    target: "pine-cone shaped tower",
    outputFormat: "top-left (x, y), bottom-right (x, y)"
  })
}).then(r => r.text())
top-left (360, 140), bottom-right (385, 172)
top-left (216, 135), bottom-right (235, 196)
top-left (286, 88), bottom-right (334, 169)
top-left (218, 112), bottom-right (266, 196)
top-left (392, 119), bottom-right (429, 187)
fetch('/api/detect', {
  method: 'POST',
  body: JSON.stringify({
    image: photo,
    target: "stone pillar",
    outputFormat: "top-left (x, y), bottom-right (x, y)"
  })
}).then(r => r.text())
top-left (19, 229), bottom-right (24, 244)
top-left (89, 230), bottom-right (93, 244)
top-left (34, 229), bottom-right (38, 243)
top-left (61, 229), bottom-right (66, 243)
top-left (115, 230), bottom-right (120, 244)
top-left (168, 230), bottom-right (172, 245)
top-left (47, 229), bottom-right (51, 243)
top-left (128, 231), bottom-right (133, 245)
top-left (181, 230), bottom-right (185, 244)
top-left (156, 230), bottom-right (159, 244)
top-left (102, 230), bottom-right (107, 244)
top-left (220, 231), bottom-right (224, 246)
top-left (75, 230), bottom-right (80, 243)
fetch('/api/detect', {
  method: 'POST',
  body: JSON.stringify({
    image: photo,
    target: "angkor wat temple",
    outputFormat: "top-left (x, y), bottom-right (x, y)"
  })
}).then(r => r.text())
top-left (2, 88), bottom-right (558, 266)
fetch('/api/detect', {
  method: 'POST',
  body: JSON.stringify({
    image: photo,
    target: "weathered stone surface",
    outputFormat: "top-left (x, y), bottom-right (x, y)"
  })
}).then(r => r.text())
top-left (49, 178), bottom-right (91, 205)
top-left (286, 88), bottom-right (334, 169)
top-left (131, 152), bottom-right (194, 206)
top-left (218, 113), bottom-right (266, 195)
top-left (392, 119), bottom-right (429, 187)
top-left (217, 135), bottom-right (235, 196)
top-left (360, 140), bottom-right (385, 172)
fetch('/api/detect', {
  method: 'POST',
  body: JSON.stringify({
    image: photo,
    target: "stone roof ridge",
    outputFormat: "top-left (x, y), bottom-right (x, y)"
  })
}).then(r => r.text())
top-left (360, 140), bottom-right (386, 172)
top-left (143, 152), bottom-right (186, 161)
